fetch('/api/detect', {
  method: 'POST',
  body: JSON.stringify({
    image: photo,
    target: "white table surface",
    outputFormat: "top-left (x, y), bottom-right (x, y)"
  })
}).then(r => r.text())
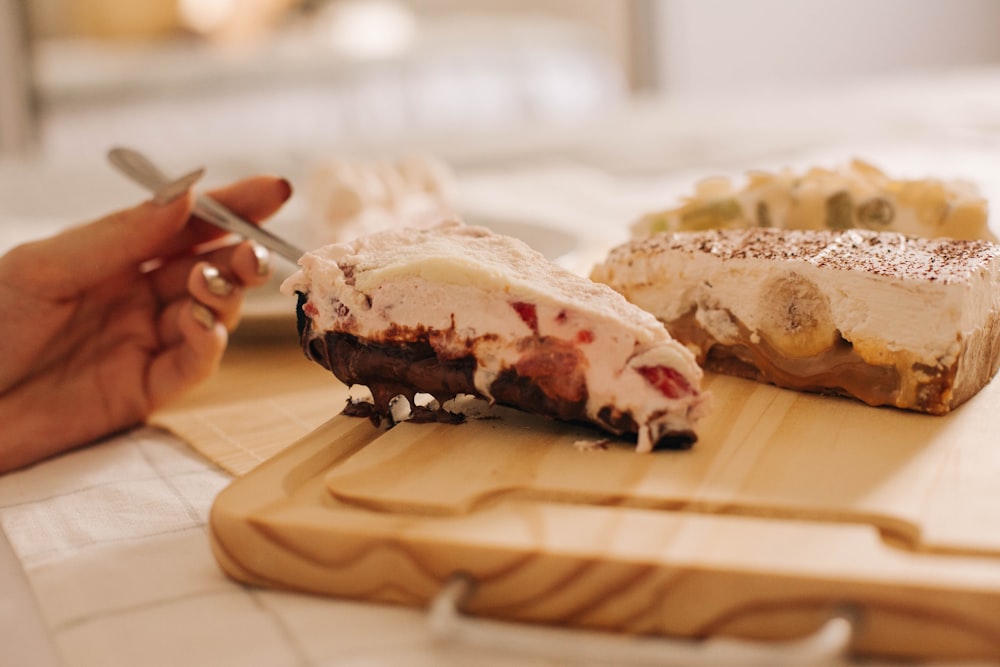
top-left (4, 67), bottom-right (1000, 666)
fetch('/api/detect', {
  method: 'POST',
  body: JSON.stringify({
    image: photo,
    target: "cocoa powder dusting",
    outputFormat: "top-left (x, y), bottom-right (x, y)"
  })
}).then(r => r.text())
top-left (610, 228), bottom-right (999, 283)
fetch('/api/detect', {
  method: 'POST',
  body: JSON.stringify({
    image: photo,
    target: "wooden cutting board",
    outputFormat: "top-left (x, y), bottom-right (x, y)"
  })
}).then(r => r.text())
top-left (209, 370), bottom-right (1000, 661)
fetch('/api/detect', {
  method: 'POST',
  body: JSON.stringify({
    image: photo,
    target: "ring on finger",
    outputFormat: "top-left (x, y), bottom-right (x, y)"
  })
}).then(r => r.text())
top-left (201, 264), bottom-right (234, 297)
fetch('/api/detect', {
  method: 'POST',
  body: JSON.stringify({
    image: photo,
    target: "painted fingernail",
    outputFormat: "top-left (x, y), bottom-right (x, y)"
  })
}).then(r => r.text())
top-left (201, 264), bottom-right (234, 297)
top-left (153, 167), bottom-right (205, 205)
top-left (278, 177), bottom-right (293, 201)
top-left (252, 243), bottom-right (272, 277)
top-left (192, 302), bottom-right (215, 329)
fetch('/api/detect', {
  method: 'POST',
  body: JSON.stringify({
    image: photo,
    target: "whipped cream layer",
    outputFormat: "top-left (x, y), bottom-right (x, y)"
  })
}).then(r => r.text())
top-left (283, 221), bottom-right (710, 451)
top-left (592, 227), bottom-right (1000, 412)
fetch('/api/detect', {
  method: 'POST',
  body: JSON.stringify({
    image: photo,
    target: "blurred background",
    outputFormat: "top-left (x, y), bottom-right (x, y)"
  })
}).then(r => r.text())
top-left (5, 0), bottom-right (1000, 162)
top-left (3, 0), bottom-right (636, 161)
top-left (4, 0), bottom-right (1000, 252)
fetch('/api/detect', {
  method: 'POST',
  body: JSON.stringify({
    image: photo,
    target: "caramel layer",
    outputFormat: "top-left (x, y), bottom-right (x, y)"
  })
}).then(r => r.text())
top-left (667, 309), bottom-right (955, 414)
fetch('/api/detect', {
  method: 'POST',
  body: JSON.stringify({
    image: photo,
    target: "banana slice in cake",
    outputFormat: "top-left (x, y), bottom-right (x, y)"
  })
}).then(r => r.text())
top-left (282, 221), bottom-right (710, 452)
top-left (591, 227), bottom-right (1000, 415)
top-left (632, 159), bottom-right (995, 242)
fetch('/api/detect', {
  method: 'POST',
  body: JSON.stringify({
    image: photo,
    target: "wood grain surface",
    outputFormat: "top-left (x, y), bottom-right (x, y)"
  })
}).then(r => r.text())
top-left (209, 369), bottom-right (1000, 661)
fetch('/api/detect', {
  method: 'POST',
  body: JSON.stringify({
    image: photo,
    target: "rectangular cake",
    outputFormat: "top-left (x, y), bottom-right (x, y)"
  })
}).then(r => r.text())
top-left (591, 227), bottom-right (1000, 414)
top-left (282, 221), bottom-right (711, 452)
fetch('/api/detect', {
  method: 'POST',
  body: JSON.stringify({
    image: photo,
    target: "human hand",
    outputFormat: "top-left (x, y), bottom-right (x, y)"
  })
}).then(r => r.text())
top-left (0, 176), bottom-right (292, 472)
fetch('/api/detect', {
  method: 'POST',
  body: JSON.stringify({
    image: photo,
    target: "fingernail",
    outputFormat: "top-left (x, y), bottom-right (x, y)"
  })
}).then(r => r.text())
top-left (278, 177), bottom-right (293, 201)
top-left (201, 264), bottom-right (234, 297)
top-left (153, 168), bottom-right (205, 205)
top-left (192, 302), bottom-right (215, 329)
top-left (252, 242), bottom-right (272, 277)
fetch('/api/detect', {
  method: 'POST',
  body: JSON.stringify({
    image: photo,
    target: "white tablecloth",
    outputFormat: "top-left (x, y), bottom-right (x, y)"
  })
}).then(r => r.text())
top-left (0, 428), bottom-right (583, 667)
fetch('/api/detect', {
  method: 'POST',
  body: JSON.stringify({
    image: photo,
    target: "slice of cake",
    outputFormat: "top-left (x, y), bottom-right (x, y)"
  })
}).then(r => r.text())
top-left (591, 227), bottom-right (1000, 414)
top-left (281, 221), bottom-right (711, 452)
top-left (631, 159), bottom-right (995, 242)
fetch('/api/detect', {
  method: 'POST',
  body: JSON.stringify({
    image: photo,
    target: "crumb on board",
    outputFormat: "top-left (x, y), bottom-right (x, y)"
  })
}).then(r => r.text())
top-left (573, 439), bottom-right (611, 452)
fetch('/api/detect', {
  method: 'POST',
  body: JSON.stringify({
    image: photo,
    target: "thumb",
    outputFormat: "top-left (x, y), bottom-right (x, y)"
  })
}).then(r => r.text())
top-left (17, 192), bottom-right (194, 296)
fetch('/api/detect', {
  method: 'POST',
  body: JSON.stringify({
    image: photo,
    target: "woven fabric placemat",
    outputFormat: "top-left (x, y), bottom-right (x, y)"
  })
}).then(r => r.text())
top-left (153, 336), bottom-right (349, 476)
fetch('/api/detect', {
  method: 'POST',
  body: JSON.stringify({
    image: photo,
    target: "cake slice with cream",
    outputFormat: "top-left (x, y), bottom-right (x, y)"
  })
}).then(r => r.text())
top-left (591, 227), bottom-right (1000, 414)
top-left (282, 220), bottom-right (710, 451)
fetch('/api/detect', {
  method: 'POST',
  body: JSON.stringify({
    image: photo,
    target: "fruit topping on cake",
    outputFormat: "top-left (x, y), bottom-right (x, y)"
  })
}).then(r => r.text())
top-left (631, 159), bottom-right (994, 243)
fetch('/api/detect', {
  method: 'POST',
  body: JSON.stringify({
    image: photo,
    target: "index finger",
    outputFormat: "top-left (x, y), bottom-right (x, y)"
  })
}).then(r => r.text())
top-left (158, 175), bottom-right (294, 258)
